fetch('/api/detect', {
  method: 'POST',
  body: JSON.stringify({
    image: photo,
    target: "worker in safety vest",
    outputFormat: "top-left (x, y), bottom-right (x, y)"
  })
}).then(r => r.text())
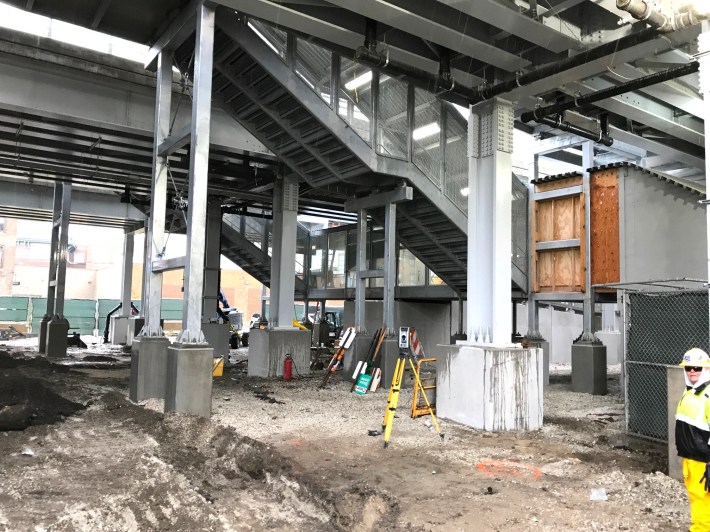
top-left (676, 348), bottom-right (710, 531)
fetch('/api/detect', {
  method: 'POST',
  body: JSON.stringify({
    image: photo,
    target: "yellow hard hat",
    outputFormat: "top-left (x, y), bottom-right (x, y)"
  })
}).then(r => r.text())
top-left (680, 348), bottom-right (710, 367)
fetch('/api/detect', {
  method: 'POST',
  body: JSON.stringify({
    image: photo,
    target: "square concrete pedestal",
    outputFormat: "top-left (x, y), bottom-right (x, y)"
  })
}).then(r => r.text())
top-left (571, 342), bottom-right (607, 395)
top-left (437, 345), bottom-right (543, 431)
top-left (165, 343), bottom-right (213, 418)
top-left (667, 365), bottom-right (685, 481)
top-left (46, 316), bottom-right (69, 358)
top-left (526, 339), bottom-right (550, 386)
top-left (127, 317), bottom-right (145, 347)
top-left (248, 328), bottom-right (310, 378)
top-left (110, 315), bottom-right (130, 345)
top-left (202, 322), bottom-right (229, 358)
top-left (129, 335), bottom-right (170, 402)
top-left (343, 334), bottom-right (373, 383)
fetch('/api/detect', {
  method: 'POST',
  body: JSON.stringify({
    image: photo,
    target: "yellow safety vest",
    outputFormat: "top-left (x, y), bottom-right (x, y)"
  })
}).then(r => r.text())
top-left (676, 383), bottom-right (710, 462)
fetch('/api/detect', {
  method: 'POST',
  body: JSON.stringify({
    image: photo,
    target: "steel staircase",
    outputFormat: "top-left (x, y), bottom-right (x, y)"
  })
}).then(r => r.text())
top-left (197, 9), bottom-right (528, 297)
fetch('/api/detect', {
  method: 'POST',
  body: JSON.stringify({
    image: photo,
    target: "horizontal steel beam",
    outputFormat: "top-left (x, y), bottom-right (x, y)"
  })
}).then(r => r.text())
top-left (151, 256), bottom-right (186, 272)
top-left (532, 291), bottom-right (584, 301)
top-left (344, 186), bottom-right (413, 211)
top-left (157, 123), bottom-right (192, 156)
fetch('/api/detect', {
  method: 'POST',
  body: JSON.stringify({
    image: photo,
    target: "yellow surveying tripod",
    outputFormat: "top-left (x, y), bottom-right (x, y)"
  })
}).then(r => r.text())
top-left (382, 327), bottom-right (444, 448)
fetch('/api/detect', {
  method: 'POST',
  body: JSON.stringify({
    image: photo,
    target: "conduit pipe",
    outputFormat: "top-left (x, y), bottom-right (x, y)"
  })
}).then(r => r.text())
top-left (354, 28), bottom-right (659, 106)
top-left (520, 60), bottom-right (700, 123)
top-left (617, 0), bottom-right (710, 32)
top-left (537, 115), bottom-right (614, 146)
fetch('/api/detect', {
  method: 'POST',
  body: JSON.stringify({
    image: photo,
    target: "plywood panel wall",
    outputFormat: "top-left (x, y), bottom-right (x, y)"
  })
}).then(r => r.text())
top-left (533, 178), bottom-right (584, 293)
top-left (590, 169), bottom-right (620, 286)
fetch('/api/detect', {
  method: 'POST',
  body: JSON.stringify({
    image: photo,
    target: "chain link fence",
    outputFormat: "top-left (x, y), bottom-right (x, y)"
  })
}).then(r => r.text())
top-left (623, 282), bottom-right (708, 442)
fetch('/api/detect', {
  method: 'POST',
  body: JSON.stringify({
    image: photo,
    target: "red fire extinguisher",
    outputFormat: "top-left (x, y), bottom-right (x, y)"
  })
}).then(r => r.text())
top-left (283, 353), bottom-right (293, 382)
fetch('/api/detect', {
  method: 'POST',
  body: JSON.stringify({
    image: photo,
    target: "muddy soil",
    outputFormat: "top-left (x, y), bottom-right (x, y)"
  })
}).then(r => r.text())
top-left (0, 346), bottom-right (692, 531)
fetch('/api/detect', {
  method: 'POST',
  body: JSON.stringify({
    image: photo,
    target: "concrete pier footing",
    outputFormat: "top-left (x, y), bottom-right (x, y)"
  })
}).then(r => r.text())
top-left (165, 343), bottom-right (213, 418)
top-left (248, 329), bottom-right (310, 378)
top-left (38, 315), bottom-right (51, 353)
top-left (202, 322), bottom-right (230, 358)
top-left (343, 334), bottom-right (374, 383)
top-left (436, 345), bottom-right (543, 431)
top-left (46, 316), bottom-right (69, 358)
top-left (571, 342), bottom-right (607, 395)
top-left (129, 335), bottom-right (170, 402)
top-left (126, 317), bottom-right (145, 347)
top-left (526, 339), bottom-right (550, 386)
top-left (110, 316), bottom-right (129, 345)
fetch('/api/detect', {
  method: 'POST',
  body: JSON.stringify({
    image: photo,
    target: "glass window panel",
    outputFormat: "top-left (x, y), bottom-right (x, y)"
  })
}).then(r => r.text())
top-left (430, 271), bottom-right (445, 286)
top-left (247, 19), bottom-right (287, 61)
top-left (326, 231), bottom-right (346, 288)
top-left (339, 57), bottom-right (371, 143)
top-left (398, 247), bottom-right (426, 286)
top-left (412, 88), bottom-right (442, 186)
top-left (309, 233), bottom-right (326, 289)
top-left (295, 38), bottom-right (332, 105)
top-left (444, 107), bottom-right (468, 213)
top-left (376, 75), bottom-right (408, 159)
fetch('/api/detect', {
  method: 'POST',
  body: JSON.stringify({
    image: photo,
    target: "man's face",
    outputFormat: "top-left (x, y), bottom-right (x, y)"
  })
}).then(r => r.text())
top-left (686, 366), bottom-right (703, 384)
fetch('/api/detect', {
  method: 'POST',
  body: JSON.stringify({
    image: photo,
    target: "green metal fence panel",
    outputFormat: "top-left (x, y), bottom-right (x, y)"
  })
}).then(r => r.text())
top-left (63, 299), bottom-right (97, 335)
top-left (0, 297), bottom-right (29, 322)
top-left (161, 299), bottom-right (183, 321)
top-left (31, 298), bottom-right (48, 328)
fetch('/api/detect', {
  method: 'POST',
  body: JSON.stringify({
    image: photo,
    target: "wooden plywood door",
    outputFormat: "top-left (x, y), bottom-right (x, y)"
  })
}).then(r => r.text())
top-left (590, 170), bottom-right (620, 286)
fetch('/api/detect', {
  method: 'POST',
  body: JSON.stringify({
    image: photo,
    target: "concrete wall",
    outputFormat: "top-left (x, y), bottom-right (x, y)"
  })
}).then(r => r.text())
top-left (620, 168), bottom-right (707, 282)
top-left (343, 300), bottom-right (451, 357)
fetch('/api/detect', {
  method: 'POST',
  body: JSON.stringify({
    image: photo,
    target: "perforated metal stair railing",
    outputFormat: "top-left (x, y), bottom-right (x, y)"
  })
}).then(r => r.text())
top-left (202, 10), bottom-right (528, 296)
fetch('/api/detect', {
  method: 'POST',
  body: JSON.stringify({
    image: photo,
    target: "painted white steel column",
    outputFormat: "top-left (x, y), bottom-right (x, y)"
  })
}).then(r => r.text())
top-left (580, 141), bottom-right (596, 342)
top-left (270, 174), bottom-right (299, 329)
top-left (467, 98), bottom-right (514, 345)
top-left (144, 50), bottom-right (173, 336)
top-left (180, 3), bottom-right (215, 342)
top-left (119, 232), bottom-right (134, 317)
top-left (54, 183), bottom-right (72, 318)
top-left (699, 22), bottom-right (710, 341)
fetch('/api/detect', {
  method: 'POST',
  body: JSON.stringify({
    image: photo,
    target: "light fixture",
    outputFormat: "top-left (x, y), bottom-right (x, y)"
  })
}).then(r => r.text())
top-left (344, 71), bottom-right (372, 91)
top-left (412, 122), bottom-right (440, 140)
top-left (460, 187), bottom-right (469, 196)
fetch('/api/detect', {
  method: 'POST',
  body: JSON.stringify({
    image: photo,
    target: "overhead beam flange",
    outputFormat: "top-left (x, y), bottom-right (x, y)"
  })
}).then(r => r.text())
top-left (344, 186), bottom-right (413, 211)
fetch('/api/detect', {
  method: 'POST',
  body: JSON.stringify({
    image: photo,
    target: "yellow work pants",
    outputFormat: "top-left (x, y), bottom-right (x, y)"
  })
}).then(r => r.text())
top-left (683, 458), bottom-right (710, 532)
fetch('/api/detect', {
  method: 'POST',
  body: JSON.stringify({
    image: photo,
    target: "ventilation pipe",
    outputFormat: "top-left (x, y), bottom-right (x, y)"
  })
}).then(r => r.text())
top-left (617, 0), bottom-right (710, 32)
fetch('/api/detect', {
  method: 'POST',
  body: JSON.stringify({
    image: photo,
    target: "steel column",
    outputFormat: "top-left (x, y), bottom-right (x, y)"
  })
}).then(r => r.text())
top-left (467, 98), bottom-right (514, 345)
top-left (39, 183), bottom-right (62, 354)
top-left (54, 183), bottom-right (71, 318)
top-left (526, 154), bottom-right (542, 340)
top-left (270, 174), bottom-right (299, 328)
top-left (383, 202), bottom-right (396, 335)
top-left (355, 208), bottom-right (367, 333)
top-left (181, 3), bottom-right (215, 342)
top-left (202, 201), bottom-right (222, 319)
top-left (119, 231), bottom-right (134, 317)
top-left (144, 50), bottom-right (173, 336)
top-left (261, 219), bottom-right (270, 319)
top-left (580, 141), bottom-right (596, 342)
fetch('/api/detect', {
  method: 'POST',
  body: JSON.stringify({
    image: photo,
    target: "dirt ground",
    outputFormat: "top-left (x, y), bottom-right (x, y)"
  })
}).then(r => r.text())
top-left (0, 340), bottom-right (692, 531)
